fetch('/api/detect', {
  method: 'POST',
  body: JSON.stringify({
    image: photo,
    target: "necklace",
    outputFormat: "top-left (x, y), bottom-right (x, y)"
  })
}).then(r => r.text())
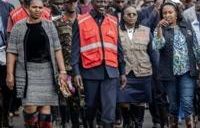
top-left (125, 25), bottom-right (135, 40)
top-left (127, 28), bottom-right (135, 33)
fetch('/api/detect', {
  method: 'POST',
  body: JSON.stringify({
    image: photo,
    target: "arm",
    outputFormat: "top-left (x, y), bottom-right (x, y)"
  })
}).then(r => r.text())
top-left (71, 19), bottom-right (81, 76)
top-left (117, 35), bottom-right (127, 89)
top-left (71, 19), bottom-right (83, 89)
top-left (148, 33), bottom-right (159, 77)
top-left (192, 32), bottom-right (200, 64)
top-left (6, 53), bottom-right (16, 90)
top-left (152, 20), bottom-right (167, 50)
top-left (55, 49), bottom-right (66, 72)
top-left (6, 16), bottom-right (14, 33)
top-left (50, 22), bottom-right (67, 85)
top-left (6, 24), bottom-right (18, 90)
top-left (117, 35), bottom-right (125, 75)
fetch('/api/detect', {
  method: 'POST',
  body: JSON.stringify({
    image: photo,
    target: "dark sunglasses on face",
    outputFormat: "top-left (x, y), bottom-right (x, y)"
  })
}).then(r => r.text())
top-left (126, 13), bottom-right (137, 17)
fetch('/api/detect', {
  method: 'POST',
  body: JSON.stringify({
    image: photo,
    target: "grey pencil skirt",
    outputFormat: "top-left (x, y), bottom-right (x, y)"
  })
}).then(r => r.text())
top-left (22, 62), bottom-right (58, 106)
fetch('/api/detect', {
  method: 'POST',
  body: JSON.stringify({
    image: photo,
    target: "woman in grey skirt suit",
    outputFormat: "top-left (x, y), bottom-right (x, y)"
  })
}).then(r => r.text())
top-left (6, 0), bottom-right (67, 127)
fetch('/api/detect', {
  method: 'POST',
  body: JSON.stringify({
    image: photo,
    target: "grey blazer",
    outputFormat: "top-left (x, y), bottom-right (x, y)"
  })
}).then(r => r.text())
top-left (7, 19), bottom-right (61, 98)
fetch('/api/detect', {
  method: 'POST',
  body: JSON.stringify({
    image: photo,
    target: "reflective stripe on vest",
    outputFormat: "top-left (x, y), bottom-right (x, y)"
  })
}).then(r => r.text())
top-left (78, 13), bottom-right (118, 69)
top-left (80, 42), bottom-right (117, 52)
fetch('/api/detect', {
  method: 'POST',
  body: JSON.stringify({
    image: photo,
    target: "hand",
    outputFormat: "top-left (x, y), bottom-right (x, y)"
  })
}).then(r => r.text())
top-left (120, 74), bottom-right (127, 90)
top-left (58, 73), bottom-right (67, 85)
top-left (157, 19), bottom-right (169, 28)
top-left (58, 73), bottom-right (72, 97)
top-left (74, 75), bottom-right (84, 91)
top-left (6, 74), bottom-right (15, 90)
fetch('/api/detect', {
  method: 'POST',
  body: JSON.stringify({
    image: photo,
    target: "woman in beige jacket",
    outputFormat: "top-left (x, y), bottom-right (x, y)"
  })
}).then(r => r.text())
top-left (117, 5), bottom-right (155, 128)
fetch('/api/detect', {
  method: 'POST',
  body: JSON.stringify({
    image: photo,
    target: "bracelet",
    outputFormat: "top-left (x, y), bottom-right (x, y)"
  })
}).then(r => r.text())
top-left (60, 70), bottom-right (67, 74)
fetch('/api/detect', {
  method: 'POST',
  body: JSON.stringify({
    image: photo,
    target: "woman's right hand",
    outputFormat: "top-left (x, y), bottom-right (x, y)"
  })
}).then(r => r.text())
top-left (158, 19), bottom-right (169, 28)
top-left (156, 19), bottom-right (169, 38)
top-left (6, 74), bottom-right (14, 90)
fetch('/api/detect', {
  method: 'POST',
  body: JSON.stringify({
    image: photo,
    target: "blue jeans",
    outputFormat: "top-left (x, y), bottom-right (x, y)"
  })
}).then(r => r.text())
top-left (162, 72), bottom-right (196, 118)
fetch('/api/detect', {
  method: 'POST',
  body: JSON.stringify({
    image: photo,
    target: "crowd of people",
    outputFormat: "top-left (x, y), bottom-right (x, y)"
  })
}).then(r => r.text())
top-left (0, 0), bottom-right (200, 128)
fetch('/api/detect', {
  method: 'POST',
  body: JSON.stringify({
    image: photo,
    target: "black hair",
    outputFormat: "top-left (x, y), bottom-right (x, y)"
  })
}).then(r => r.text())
top-left (120, 5), bottom-right (140, 31)
top-left (26, 0), bottom-right (43, 6)
top-left (160, 2), bottom-right (183, 23)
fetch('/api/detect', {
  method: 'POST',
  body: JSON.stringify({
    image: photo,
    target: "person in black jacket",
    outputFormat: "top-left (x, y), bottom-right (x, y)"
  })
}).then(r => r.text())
top-left (153, 2), bottom-right (200, 128)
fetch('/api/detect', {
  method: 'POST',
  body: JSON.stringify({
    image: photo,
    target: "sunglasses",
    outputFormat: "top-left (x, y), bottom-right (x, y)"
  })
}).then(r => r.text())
top-left (125, 13), bottom-right (137, 17)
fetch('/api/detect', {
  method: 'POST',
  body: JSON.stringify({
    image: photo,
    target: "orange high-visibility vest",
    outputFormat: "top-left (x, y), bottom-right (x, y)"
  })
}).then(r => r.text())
top-left (78, 13), bottom-right (118, 69)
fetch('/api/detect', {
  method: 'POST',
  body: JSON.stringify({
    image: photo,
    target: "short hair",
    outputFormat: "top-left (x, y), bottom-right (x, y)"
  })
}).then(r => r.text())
top-left (26, 0), bottom-right (43, 6)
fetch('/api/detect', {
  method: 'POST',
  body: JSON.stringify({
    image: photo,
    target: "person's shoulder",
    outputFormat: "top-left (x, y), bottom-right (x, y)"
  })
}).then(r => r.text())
top-left (15, 18), bottom-right (26, 25)
top-left (42, 7), bottom-right (51, 15)
top-left (182, 6), bottom-right (196, 21)
top-left (42, 19), bottom-right (53, 24)
top-left (107, 13), bottom-right (117, 19)
top-left (106, 14), bottom-right (117, 23)
top-left (139, 25), bottom-right (150, 29)
top-left (11, 18), bottom-right (26, 31)
top-left (77, 13), bottom-right (90, 19)
top-left (10, 6), bottom-right (24, 17)
top-left (138, 25), bottom-right (151, 33)
top-left (42, 19), bottom-right (58, 29)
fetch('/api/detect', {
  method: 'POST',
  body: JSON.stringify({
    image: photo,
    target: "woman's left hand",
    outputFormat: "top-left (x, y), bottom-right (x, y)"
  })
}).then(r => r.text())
top-left (120, 74), bottom-right (127, 90)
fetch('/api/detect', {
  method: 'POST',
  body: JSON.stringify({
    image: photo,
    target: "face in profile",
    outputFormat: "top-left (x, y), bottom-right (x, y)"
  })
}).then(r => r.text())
top-left (123, 6), bottom-right (138, 27)
top-left (29, 0), bottom-right (44, 20)
top-left (162, 4), bottom-right (177, 25)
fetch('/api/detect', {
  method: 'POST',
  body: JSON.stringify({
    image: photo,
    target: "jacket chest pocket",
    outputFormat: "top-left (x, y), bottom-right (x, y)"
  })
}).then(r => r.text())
top-left (133, 31), bottom-right (149, 50)
top-left (82, 27), bottom-right (97, 42)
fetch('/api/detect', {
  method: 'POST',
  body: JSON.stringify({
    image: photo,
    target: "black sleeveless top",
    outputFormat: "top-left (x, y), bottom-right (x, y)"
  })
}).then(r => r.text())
top-left (25, 22), bottom-right (50, 63)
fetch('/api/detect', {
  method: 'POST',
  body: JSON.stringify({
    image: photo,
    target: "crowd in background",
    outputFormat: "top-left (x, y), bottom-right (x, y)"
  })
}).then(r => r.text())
top-left (0, 0), bottom-right (200, 128)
